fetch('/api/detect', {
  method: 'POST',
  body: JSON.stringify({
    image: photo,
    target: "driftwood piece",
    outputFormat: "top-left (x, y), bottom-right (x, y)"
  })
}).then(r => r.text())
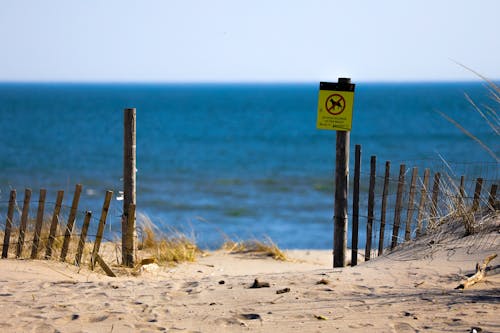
top-left (95, 254), bottom-right (116, 277)
top-left (456, 253), bottom-right (497, 289)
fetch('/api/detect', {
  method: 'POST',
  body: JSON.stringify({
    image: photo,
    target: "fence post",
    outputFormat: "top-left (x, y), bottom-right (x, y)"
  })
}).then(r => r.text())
top-left (471, 178), bottom-right (483, 212)
top-left (16, 189), bottom-right (32, 258)
top-left (458, 175), bottom-right (466, 208)
top-left (334, 127), bottom-right (349, 268)
top-left (351, 144), bottom-right (361, 266)
top-left (488, 184), bottom-right (498, 210)
top-left (123, 108), bottom-right (137, 267)
top-left (2, 190), bottom-right (17, 258)
top-left (430, 172), bottom-right (441, 224)
top-left (365, 155), bottom-right (376, 261)
top-left (31, 189), bottom-right (47, 259)
top-left (91, 190), bottom-right (113, 270)
top-left (75, 211), bottom-right (92, 267)
top-left (60, 184), bottom-right (83, 262)
top-left (378, 161), bottom-right (390, 256)
top-left (391, 164), bottom-right (406, 250)
top-left (404, 167), bottom-right (418, 241)
top-left (124, 203), bottom-right (137, 267)
top-left (416, 168), bottom-right (430, 237)
top-left (45, 190), bottom-right (64, 259)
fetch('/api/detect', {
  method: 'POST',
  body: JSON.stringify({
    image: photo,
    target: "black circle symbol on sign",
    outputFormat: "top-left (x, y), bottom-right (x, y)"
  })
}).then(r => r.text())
top-left (325, 94), bottom-right (346, 115)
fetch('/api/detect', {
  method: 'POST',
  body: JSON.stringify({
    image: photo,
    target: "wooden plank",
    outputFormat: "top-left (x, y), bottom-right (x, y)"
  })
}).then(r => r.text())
top-left (30, 189), bottom-right (47, 259)
top-left (16, 188), bottom-right (32, 258)
top-left (44, 190), bottom-right (64, 259)
top-left (391, 164), bottom-right (406, 250)
top-left (378, 161), bottom-right (390, 256)
top-left (75, 211), bottom-right (92, 267)
top-left (95, 253), bottom-right (116, 277)
top-left (91, 190), bottom-right (113, 270)
top-left (471, 178), bottom-right (483, 212)
top-left (2, 190), bottom-right (17, 259)
top-left (404, 167), bottom-right (418, 241)
top-left (365, 155), bottom-right (376, 261)
top-left (60, 184), bottom-right (83, 262)
top-left (416, 169), bottom-right (430, 237)
top-left (351, 144), bottom-right (361, 266)
top-left (123, 108), bottom-right (137, 267)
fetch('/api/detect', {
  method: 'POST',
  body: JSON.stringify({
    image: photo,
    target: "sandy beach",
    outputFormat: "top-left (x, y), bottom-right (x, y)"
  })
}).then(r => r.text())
top-left (0, 216), bottom-right (498, 333)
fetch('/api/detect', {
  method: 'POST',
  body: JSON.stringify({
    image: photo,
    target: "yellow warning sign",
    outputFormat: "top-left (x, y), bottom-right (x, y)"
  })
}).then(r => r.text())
top-left (316, 81), bottom-right (355, 131)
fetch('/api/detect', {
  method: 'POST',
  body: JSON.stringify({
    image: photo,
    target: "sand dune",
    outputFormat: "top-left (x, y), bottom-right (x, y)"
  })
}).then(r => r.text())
top-left (0, 216), bottom-right (498, 333)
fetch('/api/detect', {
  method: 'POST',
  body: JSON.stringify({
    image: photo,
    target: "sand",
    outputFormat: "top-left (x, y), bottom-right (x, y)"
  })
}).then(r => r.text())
top-left (0, 217), bottom-right (498, 333)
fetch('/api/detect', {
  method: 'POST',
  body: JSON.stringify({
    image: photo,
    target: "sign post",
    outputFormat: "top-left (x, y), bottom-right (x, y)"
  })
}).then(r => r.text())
top-left (316, 78), bottom-right (356, 268)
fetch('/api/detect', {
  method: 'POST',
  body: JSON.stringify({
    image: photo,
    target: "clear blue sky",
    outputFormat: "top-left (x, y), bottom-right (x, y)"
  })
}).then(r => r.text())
top-left (1, 0), bottom-right (499, 83)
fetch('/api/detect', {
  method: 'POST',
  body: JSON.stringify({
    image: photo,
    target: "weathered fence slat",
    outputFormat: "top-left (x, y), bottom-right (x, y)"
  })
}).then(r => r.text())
top-left (365, 155), bottom-right (376, 261)
top-left (458, 175), bottom-right (466, 208)
top-left (16, 189), bottom-right (32, 258)
top-left (75, 211), bottom-right (92, 267)
top-left (430, 172), bottom-right (441, 223)
top-left (416, 168), bottom-right (430, 237)
top-left (91, 190), bottom-right (113, 270)
top-left (31, 189), bottom-right (47, 259)
top-left (351, 144), bottom-right (361, 266)
top-left (488, 184), bottom-right (498, 210)
top-left (60, 184), bottom-right (83, 262)
top-left (391, 164), bottom-right (406, 250)
top-left (2, 190), bottom-right (17, 258)
top-left (378, 161), bottom-right (390, 256)
top-left (404, 167), bottom-right (418, 241)
top-left (45, 190), bottom-right (64, 259)
top-left (472, 178), bottom-right (483, 212)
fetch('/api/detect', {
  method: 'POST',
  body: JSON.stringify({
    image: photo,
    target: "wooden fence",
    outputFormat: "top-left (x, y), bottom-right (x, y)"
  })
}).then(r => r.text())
top-left (0, 184), bottom-right (117, 276)
top-left (349, 144), bottom-right (499, 266)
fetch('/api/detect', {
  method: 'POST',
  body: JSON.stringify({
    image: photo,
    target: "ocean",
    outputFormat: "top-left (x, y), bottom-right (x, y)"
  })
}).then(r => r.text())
top-left (0, 82), bottom-right (498, 249)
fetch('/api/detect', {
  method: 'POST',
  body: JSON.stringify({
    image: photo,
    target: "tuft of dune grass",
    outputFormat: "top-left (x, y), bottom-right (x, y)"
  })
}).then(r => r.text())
top-left (221, 237), bottom-right (287, 261)
top-left (137, 214), bottom-right (201, 265)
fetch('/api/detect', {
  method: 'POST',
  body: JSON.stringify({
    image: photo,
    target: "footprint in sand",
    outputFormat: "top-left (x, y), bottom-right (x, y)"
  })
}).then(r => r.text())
top-left (393, 322), bottom-right (418, 332)
top-left (89, 314), bottom-right (110, 322)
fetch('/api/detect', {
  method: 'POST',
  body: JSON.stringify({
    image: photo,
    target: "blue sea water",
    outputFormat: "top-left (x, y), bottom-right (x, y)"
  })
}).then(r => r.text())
top-left (0, 82), bottom-right (498, 249)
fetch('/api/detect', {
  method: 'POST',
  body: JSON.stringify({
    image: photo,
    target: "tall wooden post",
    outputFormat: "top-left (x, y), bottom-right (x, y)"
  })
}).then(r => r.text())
top-left (333, 78), bottom-right (351, 268)
top-left (123, 108), bottom-right (137, 267)
top-left (351, 144), bottom-right (361, 266)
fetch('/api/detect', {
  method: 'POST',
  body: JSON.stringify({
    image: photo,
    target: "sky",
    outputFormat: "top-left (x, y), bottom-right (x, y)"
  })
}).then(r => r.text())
top-left (0, 0), bottom-right (499, 83)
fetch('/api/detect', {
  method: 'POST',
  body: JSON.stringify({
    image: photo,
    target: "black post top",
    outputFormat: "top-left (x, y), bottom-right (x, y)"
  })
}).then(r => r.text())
top-left (320, 78), bottom-right (355, 92)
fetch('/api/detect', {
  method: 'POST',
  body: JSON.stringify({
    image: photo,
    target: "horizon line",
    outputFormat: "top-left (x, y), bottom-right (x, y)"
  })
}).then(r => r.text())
top-left (0, 78), bottom-right (496, 85)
